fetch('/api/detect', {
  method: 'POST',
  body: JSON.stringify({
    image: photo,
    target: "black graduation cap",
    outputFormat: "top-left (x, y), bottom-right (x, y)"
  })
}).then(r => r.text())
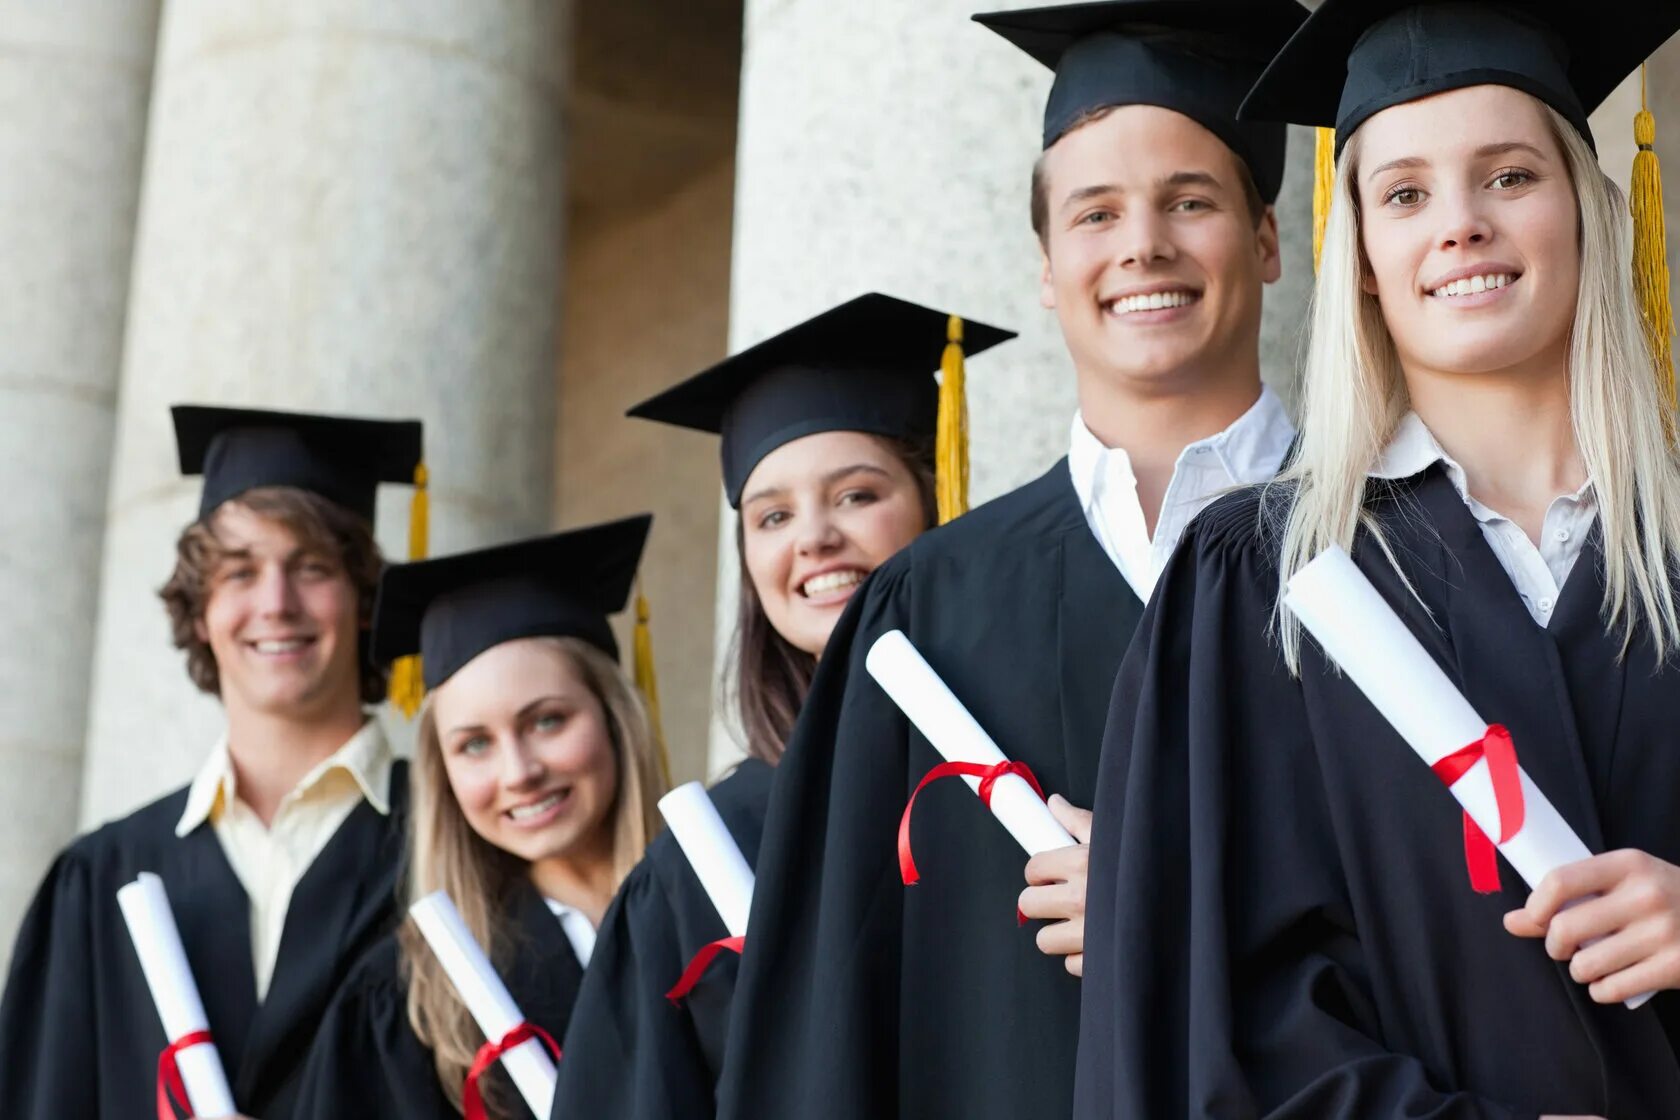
top-left (1240, 0), bottom-right (1680, 155)
top-left (371, 515), bottom-right (651, 690)
top-left (627, 293), bottom-right (1016, 508)
top-left (172, 405), bottom-right (424, 522)
top-left (972, 0), bottom-right (1309, 203)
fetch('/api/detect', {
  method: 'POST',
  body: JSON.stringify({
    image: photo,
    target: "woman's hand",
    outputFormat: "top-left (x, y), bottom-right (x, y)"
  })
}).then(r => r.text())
top-left (1504, 848), bottom-right (1680, 1004)
top-left (1019, 796), bottom-right (1094, 976)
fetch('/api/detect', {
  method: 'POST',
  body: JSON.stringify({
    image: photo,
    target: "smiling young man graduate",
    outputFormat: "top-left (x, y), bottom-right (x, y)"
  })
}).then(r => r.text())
top-left (0, 405), bottom-right (420, 1118)
top-left (714, 4), bottom-right (1303, 1118)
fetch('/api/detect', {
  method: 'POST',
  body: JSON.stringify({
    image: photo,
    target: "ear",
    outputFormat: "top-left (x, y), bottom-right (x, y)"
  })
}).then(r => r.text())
top-left (193, 615), bottom-right (210, 645)
top-left (1256, 207), bottom-right (1283, 285)
top-left (1039, 248), bottom-right (1057, 311)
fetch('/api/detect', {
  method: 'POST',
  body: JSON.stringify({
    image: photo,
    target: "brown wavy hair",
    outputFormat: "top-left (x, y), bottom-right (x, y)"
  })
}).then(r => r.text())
top-left (158, 486), bottom-right (387, 703)
top-left (728, 435), bottom-right (936, 764)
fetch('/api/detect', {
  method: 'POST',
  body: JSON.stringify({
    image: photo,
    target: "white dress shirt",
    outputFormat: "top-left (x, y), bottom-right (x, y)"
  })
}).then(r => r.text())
top-left (176, 719), bottom-right (393, 1001)
top-left (544, 897), bottom-right (599, 967)
top-left (1373, 411), bottom-right (1596, 626)
top-left (1069, 385), bottom-right (1297, 602)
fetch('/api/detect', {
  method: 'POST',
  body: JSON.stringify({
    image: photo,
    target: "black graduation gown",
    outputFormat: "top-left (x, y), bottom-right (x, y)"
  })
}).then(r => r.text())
top-left (294, 878), bottom-right (584, 1118)
top-left (716, 461), bottom-right (1143, 1120)
top-left (550, 758), bottom-right (775, 1119)
top-left (0, 759), bottom-right (409, 1118)
top-left (1074, 469), bottom-right (1680, 1120)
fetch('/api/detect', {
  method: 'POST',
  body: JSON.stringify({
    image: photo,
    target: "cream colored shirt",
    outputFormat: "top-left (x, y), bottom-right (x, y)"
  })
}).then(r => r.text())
top-left (1372, 411), bottom-right (1597, 627)
top-left (175, 720), bottom-right (393, 1001)
top-left (1069, 385), bottom-right (1297, 602)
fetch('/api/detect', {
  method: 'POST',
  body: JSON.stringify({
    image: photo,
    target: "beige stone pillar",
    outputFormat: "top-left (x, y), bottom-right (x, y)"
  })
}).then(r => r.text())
top-left (711, 0), bottom-right (1318, 768)
top-left (0, 1), bottom-right (161, 948)
top-left (80, 0), bottom-right (573, 825)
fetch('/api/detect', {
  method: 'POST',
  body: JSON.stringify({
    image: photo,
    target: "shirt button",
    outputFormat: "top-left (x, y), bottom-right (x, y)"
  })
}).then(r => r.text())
top-left (1554, 528), bottom-right (1571, 543)
top-left (1538, 597), bottom-right (1555, 613)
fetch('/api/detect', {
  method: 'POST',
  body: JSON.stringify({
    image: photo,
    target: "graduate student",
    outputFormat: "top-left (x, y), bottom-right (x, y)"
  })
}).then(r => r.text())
top-left (293, 516), bottom-right (668, 1118)
top-left (0, 406), bottom-right (421, 1117)
top-left (716, 5), bottom-right (1304, 1117)
top-left (550, 293), bottom-right (1015, 1119)
top-left (1075, 3), bottom-right (1680, 1116)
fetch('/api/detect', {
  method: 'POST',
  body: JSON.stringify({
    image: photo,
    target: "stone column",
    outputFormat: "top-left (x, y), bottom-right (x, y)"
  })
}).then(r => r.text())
top-left (711, 0), bottom-right (1318, 768)
top-left (0, 1), bottom-right (161, 947)
top-left (80, 0), bottom-right (573, 826)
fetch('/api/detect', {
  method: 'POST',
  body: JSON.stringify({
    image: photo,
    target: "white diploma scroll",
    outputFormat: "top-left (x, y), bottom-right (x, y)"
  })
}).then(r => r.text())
top-left (410, 891), bottom-right (558, 1116)
top-left (659, 782), bottom-right (754, 938)
top-left (1286, 546), bottom-right (1651, 1009)
top-left (115, 873), bottom-right (238, 1119)
top-left (865, 628), bottom-right (1077, 857)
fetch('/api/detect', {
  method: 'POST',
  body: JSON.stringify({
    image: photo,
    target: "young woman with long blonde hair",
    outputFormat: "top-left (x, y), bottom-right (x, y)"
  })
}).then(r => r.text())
top-left (1075, 4), bottom-right (1680, 1118)
top-left (293, 516), bottom-right (667, 1119)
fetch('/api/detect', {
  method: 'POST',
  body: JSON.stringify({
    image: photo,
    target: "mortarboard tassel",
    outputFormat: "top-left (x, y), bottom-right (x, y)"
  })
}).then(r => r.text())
top-left (1313, 126), bottom-right (1335, 272)
top-left (1633, 64), bottom-right (1676, 423)
top-left (935, 315), bottom-right (969, 525)
top-left (387, 462), bottom-right (429, 718)
top-left (634, 580), bottom-right (674, 789)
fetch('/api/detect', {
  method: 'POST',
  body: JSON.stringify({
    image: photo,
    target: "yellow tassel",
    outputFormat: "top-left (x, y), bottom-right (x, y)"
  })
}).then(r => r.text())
top-left (633, 581), bottom-right (673, 789)
top-left (1313, 126), bottom-right (1336, 272)
top-left (1632, 64), bottom-right (1677, 421)
top-left (935, 314), bottom-right (968, 525)
top-left (387, 461), bottom-right (429, 718)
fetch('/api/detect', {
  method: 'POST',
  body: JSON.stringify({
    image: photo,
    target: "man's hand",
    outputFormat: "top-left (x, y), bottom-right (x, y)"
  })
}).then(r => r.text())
top-left (1505, 848), bottom-right (1680, 1005)
top-left (1019, 795), bottom-right (1094, 976)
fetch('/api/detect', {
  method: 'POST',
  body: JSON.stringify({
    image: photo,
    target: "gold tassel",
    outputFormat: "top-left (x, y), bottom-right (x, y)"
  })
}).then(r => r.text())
top-left (1633, 64), bottom-right (1677, 420)
top-left (1313, 126), bottom-right (1336, 272)
top-left (935, 314), bottom-right (968, 525)
top-left (633, 580), bottom-right (673, 789)
top-left (387, 461), bottom-right (429, 718)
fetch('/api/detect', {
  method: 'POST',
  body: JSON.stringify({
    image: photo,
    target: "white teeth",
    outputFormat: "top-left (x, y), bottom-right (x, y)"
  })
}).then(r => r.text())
top-left (1108, 290), bottom-right (1199, 315)
top-left (802, 570), bottom-right (864, 597)
top-left (253, 639), bottom-right (307, 654)
top-left (1429, 273), bottom-right (1514, 298)
top-left (509, 793), bottom-right (560, 820)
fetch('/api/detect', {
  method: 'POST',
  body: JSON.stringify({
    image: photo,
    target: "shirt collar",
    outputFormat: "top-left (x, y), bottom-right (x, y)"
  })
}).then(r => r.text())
top-left (175, 718), bottom-right (393, 837)
top-left (1069, 384), bottom-right (1295, 509)
top-left (1371, 411), bottom-right (1594, 512)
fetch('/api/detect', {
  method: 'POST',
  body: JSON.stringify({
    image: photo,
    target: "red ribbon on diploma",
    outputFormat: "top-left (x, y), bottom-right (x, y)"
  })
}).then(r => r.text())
top-left (666, 934), bottom-right (747, 1004)
top-left (463, 1021), bottom-right (562, 1120)
top-left (156, 1029), bottom-right (213, 1120)
top-left (1430, 723), bottom-right (1526, 893)
top-left (898, 760), bottom-right (1049, 925)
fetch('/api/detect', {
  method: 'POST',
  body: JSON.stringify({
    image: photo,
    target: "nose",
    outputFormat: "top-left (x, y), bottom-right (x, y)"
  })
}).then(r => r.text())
top-left (1115, 207), bottom-right (1176, 270)
top-left (1436, 188), bottom-right (1494, 252)
top-left (500, 736), bottom-right (545, 791)
top-left (255, 562), bottom-right (300, 618)
top-left (794, 506), bottom-right (844, 558)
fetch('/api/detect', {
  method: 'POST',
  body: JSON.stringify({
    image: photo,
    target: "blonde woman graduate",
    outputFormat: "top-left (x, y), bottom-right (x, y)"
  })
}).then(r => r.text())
top-left (293, 517), bottom-right (668, 1119)
top-left (1075, 3), bottom-right (1680, 1118)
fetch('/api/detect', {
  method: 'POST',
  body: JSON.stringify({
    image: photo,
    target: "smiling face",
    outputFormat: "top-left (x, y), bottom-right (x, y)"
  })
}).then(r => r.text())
top-left (194, 501), bottom-right (364, 721)
top-left (739, 430), bottom-right (929, 657)
top-left (432, 638), bottom-right (619, 866)
top-left (1037, 105), bottom-right (1280, 397)
top-left (1354, 84), bottom-right (1581, 383)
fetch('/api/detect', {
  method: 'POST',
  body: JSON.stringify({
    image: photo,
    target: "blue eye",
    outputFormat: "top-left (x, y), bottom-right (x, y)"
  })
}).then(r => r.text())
top-left (533, 712), bottom-right (566, 733)
top-left (458, 735), bottom-right (491, 757)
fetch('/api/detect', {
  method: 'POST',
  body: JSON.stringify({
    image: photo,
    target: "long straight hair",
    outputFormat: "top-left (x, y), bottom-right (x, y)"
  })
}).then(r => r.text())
top-left (1275, 101), bottom-right (1680, 669)
top-left (397, 637), bottom-right (666, 1115)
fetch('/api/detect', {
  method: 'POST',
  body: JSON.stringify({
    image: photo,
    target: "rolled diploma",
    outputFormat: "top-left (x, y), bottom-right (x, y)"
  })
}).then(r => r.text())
top-left (659, 782), bottom-right (754, 937)
top-left (1286, 546), bottom-right (1650, 1009)
top-left (116, 873), bottom-right (237, 1118)
top-left (410, 891), bottom-right (557, 1116)
top-left (866, 629), bottom-right (1076, 857)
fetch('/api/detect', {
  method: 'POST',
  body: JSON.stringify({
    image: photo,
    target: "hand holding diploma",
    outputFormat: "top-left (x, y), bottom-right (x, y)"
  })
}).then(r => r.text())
top-left (1018, 796), bottom-right (1094, 975)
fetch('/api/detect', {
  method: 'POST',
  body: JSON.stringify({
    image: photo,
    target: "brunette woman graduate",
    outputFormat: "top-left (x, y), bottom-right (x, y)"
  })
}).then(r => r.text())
top-left (1075, 3), bottom-right (1680, 1117)
top-left (548, 294), bottom-right (1013, 1119)
top-left (294, 517), bottom-right (668, 1118)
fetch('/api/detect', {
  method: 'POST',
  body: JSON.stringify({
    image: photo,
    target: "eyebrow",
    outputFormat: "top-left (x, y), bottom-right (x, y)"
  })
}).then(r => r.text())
top-left (1058, 169), bottom-right (1226, 213)
top-left (740, 462), bottom-right (892, 507)
top-left (1365, 141), bottom-right (1550, 181)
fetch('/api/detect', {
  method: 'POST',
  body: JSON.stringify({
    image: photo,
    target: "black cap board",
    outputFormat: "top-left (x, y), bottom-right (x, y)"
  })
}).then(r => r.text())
top-left (172, 405), bottom-right (424, 522)
top-left (973, 0), bottom-right (1310, 203)
top-left (1240, 0), bottom-right (1680, 155)
top-left (372, 515), bottom-right (652, 690)
top-left (627, 293), bottom-right (1015, 507)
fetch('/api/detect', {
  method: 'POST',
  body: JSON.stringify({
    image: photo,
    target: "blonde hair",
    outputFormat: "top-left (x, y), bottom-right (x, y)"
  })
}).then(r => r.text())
top-left (397, 637), bottom-right (666, 1115)
top-left (1276, 100), bottom-right (1680, 669)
